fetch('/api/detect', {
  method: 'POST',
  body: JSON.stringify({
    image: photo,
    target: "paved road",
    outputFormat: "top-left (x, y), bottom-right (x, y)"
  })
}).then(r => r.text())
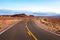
top-left (0, 20), bottom-right (60, 40)
top-left (0, 21), bottom-right (31, 40)
top-left (27, 20), bottom-right (60, 40)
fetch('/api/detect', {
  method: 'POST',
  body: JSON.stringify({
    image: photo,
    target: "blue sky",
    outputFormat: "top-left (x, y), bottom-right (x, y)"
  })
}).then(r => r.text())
top-left (0, 0), bottom-right (60, 13)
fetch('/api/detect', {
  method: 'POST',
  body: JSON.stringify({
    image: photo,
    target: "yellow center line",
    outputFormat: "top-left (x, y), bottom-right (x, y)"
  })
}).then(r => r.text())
top-left (25, 21), bottom-right (38, 40)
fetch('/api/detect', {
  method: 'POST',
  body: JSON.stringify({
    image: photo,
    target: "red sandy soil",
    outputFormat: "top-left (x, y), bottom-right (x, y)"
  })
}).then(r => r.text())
top-left (0, 14), bottom-right (60, 35)
top-left (0, 16), bottom-right (23, 32)
top-left (33, 16), bottom-right (60, 35)
top-left (0, 19), bottom-right (21, 32)
top-left (0, 13), bottom-right (34, 32)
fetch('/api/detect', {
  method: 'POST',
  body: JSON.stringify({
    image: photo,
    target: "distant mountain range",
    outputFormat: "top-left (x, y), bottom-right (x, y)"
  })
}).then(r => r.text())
top-left (0, 9), bottom-right (21, 15)
top-left (0, 9), bottom-right (60, 16)
top-left (0, 9), bottom-right (34, 15)
top-left (33, 12), bottom-right (60, 16)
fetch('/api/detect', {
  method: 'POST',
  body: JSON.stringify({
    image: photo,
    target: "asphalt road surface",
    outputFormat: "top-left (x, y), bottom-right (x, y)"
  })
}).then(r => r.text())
top-left (0, 20), bottom-right (60, 40)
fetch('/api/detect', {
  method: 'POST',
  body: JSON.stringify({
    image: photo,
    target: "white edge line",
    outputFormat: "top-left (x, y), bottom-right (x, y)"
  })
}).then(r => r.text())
top-left (0, 21), bottom-right (20, 35)
top-left (33, 20), bottom-right (60, 36)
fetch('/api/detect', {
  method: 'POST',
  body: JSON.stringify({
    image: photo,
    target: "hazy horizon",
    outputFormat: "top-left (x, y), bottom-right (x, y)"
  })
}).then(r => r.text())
top-left (0, 0), bottom-right (60, 16)
top-left (0, 0), bottom-right (60, 15)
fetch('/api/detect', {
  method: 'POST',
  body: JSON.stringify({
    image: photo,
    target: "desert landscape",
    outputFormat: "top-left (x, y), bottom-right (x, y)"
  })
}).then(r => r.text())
top-left (0, 0), bottom-right (60, 40)
top-left (0, 13), bottom-right (60, 35)
top-left (0, 14), bottom-right (34, 33)
top-left (0, 14), bottom-right (25, 33)
top-left (34, 16), bottom-right (60, 35)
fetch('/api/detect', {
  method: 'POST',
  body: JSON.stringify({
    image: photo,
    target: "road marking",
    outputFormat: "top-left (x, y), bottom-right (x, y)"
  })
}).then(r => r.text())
top-left (25, 21), bottom-right (38, 40)
top-left (0, 21), bottom-right (20, 35)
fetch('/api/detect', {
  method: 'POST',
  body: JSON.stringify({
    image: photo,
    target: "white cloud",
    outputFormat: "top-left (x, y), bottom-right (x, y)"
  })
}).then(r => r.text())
top-left (0, 2), bottom-right (60, 14)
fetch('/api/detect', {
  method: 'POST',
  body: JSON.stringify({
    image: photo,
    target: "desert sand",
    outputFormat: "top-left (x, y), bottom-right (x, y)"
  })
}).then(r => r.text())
top-left (33, 16), bottom-right (60, 35)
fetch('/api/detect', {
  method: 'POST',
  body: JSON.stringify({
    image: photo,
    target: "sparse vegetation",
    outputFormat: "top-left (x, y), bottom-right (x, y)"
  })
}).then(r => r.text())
top-left (34, 16), bottom-right (60, 35)
top-left (0, 13), bottom-right (35, 32)
top-left (0, 14), bottom-right (60, 35)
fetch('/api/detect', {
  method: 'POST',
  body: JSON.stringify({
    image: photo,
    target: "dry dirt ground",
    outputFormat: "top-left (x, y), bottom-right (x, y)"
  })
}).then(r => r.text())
top-left (33, 17), bottom-right (60, 35)
top-left (0, 17), bottom-right (22, 33)
top-left (0, 16), bottom-right (60, 36)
